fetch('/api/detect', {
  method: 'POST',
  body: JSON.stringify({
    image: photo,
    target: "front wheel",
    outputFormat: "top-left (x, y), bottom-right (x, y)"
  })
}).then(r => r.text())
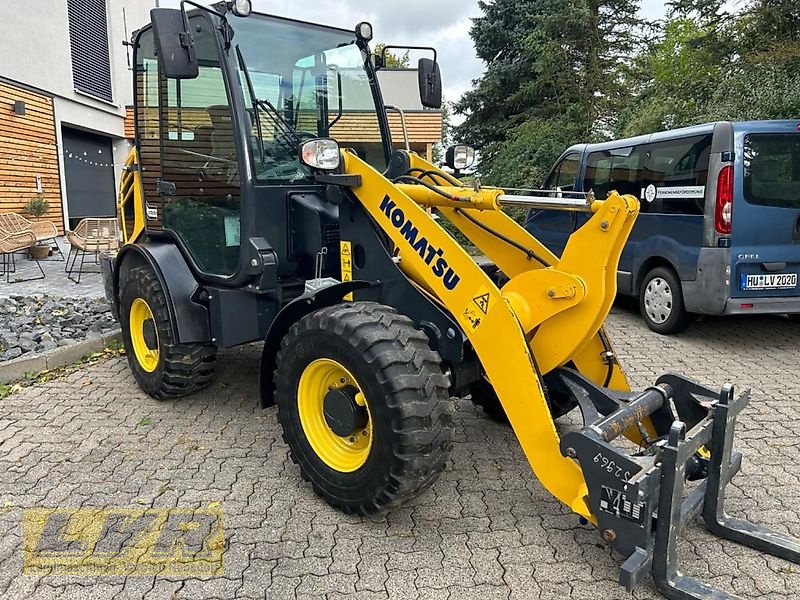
top-left (274, 302), bottom-right (454, 515)
top-left (120, 266), bottom-right (217, 399)
top-left (639, 266), bottom-right (692, 335)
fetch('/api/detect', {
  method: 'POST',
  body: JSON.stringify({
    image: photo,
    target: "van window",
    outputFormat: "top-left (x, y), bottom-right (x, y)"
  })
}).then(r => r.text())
top-left (544, 153), bottom-right (580, 190)
top-left (643, 135), bottom-right (711, 215)
top-left (743, 134), bottom-right (800, 209)
top-left (584, 147), bottom-right (644, 200)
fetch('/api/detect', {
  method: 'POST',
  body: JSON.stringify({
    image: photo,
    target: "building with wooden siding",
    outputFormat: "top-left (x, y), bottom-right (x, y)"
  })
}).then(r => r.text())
top-left (0, 0), bottom-right (154, 234)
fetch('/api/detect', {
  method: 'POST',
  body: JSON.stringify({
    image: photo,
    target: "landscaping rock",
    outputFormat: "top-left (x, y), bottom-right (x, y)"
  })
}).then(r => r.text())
top-left (0, 295), bottom-right (117, 363)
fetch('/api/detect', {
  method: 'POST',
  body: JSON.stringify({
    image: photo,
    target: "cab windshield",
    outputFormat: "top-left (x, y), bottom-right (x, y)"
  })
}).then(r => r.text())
top-left (230, 14), bottom-right (388, 181)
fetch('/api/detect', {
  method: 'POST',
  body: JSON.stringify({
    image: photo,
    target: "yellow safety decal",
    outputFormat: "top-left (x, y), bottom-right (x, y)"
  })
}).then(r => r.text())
top-left (460, 285), bottom-right (495, 331)
top-left (340, 240), bottom-right (353, 301)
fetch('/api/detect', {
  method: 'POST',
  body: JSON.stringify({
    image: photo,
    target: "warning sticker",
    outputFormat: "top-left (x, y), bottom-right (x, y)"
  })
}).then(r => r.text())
top-left (473, 292), bottom-right (490, 314)
top-left (460, 286), bottom-right (495, 331)
top-left (340, 241), bottom-right (353, 300)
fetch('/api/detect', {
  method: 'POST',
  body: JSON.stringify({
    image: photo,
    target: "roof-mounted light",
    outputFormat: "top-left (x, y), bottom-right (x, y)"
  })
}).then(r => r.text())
top-left (355, 22), bottom-right (373, 42)
top-left (230, 0), bottom-right (252, 17)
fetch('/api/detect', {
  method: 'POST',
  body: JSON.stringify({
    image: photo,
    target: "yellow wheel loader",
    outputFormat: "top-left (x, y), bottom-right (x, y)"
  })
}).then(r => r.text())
top-left (105, 2), bottom-right (800, 597)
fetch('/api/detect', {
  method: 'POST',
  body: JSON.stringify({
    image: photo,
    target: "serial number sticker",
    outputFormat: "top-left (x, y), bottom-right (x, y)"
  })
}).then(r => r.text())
top-left (599, 486), bottom-right (647, 527)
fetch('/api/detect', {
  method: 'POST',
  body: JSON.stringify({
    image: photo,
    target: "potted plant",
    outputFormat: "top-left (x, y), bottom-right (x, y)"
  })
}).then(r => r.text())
top-left (25, 194), bottom-right (50, 259)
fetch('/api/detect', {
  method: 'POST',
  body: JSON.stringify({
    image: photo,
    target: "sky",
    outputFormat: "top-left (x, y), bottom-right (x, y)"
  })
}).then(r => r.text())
top-left (160, 0), bottom-right (670, 106)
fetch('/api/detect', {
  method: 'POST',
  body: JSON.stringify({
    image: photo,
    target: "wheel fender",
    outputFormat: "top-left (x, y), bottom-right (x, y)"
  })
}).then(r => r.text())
top-left (259, 280), bottom-right (372, 408)
top-left (114, 243), bottom-right (211, 344)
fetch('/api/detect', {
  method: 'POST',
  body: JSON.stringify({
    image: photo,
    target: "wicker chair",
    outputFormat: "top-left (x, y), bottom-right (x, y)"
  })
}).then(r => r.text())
top-left (65, 218), bottom-right (119, 283)
top-left (0, 212), bottom-right (63, 260)
top-left (0, 228), bottom-right (44, 283)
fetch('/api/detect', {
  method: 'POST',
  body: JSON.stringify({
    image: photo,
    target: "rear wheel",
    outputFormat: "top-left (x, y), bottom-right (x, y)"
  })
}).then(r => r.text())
top-left (120, 266), bottom-right (216, 399)
top-left (639, 266), bottom-right (692, 335)
top-left (274, 302), bottom-right (453, 515)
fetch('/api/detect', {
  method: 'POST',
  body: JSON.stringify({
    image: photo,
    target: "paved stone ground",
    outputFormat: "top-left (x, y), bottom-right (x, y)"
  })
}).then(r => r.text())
top-left (0, 237), bottom-right (106, 299)
top-left (1, 304), bottom-right (800, 599)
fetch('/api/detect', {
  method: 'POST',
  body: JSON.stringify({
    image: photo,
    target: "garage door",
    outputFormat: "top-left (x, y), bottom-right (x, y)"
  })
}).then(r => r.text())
top-left (62, 127), bottom-right (116, 229)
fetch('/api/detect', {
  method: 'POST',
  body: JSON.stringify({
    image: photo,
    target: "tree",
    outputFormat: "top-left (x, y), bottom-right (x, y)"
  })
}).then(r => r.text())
top-left (454, 0), bottom-right (644, 187)
top-left (619, 0), bottom-right (800, 135)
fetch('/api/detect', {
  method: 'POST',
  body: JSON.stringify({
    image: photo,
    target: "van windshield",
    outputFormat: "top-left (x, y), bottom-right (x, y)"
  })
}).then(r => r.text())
top-left (743, 134), bottom-right (800, 209)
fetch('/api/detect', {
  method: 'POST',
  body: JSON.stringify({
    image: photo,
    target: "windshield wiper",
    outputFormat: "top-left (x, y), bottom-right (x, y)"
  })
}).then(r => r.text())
top-left (235, 46), bottom-right (300, 158)
top-left (235, 46), bottom-right (268, 164)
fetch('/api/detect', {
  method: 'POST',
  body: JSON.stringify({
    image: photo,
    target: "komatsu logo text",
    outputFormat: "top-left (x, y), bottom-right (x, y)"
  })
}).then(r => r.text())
top-left (380, 195), bottom-right (460, 291)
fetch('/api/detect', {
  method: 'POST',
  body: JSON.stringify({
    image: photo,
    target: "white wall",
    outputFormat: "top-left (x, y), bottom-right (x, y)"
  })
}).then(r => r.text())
top-left (377, 70), bottom-right (424, 111)
top-left (0, 0), bottom-right (154, 228)
top-left (0, 0), bottom-right (154, 137)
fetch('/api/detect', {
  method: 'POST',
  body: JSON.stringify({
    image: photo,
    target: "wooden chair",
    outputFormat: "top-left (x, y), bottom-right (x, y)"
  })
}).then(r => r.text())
top-left (0, 228), bottom-right (44, 283)
top-left (65, 218), bottom-right (119, 283)
top-left (0, 213), bottom-right (63, 260)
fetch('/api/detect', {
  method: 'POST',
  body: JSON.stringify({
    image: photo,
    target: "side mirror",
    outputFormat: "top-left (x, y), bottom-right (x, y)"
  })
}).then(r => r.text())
top-left (150, 8), bottom-right (199, 79)
top-left (418, 58), bottom-right (442, 109)
top-left (445, 145), bottom-right (476, 172)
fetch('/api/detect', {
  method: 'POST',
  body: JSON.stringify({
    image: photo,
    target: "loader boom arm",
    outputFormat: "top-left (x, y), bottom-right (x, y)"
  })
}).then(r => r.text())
top-left (341, 151), bottom-right (639, 520)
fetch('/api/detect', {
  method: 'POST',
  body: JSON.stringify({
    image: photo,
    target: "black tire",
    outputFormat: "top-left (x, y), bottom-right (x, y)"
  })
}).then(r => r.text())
top-left (274, 301), bottom-right (454, 515)
top-left (639, 266), bottom-right (692, 335)
top-left (120, 266), bottom-right (216, 399)
top-left (469, 371), bottom-right (577, 423)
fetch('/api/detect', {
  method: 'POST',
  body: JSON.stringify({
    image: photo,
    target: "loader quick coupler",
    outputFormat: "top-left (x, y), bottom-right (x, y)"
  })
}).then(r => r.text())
top-left (559, 369), bottom-right (800, 599)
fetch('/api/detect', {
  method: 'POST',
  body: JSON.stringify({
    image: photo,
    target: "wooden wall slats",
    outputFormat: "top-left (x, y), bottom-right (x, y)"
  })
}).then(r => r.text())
top-left (0, 81), bottom-right (63, 234)
top-left (125, 107), bottom-right (443, 145)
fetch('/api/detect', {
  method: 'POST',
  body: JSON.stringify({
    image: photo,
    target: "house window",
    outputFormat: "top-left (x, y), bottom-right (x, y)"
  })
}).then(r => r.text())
top-left (67, 0), bottom-right (113, 102)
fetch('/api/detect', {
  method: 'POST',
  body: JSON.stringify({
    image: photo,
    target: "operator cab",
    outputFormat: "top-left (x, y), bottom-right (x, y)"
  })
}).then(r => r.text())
top-left (131, 4), bottom-right (441, 304)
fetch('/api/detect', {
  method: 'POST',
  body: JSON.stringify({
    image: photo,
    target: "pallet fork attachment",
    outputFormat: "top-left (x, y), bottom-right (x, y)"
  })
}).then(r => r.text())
top-left (560, 371), bottom-right (800, 599)
top-left (339, 151), bottom-right (800, 598)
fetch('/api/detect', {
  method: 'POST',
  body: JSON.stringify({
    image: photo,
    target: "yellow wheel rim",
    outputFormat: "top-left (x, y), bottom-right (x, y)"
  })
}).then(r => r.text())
top-left (129, 298), bottom-right (159, 373)
top-left (297, 358), bottom-right (372, 472)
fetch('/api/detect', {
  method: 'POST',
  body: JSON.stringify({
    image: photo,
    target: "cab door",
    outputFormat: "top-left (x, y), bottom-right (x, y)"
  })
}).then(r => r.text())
top-left (137, 14), bottom-right (244, 279)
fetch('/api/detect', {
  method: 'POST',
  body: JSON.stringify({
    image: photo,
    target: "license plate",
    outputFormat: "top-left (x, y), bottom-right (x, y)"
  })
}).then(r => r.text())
top-left (740, 272), bottom-right (798, 290)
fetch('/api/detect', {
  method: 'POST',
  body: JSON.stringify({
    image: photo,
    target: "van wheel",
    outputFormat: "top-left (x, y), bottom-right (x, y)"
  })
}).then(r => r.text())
top-left (639, 266), bottom-right (692, 335)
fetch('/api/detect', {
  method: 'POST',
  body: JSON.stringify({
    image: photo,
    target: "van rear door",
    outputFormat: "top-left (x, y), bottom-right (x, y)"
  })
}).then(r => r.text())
top-left (730, 124), bottom-right (800, 301)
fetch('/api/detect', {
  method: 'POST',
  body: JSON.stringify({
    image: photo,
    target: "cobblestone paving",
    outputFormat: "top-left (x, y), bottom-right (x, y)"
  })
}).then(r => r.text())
top-left (2, 305), bottom-right (800, 599)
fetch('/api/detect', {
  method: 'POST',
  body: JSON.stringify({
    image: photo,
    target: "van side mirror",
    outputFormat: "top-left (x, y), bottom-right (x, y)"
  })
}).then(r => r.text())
top-left (151, 8), bottom-right (199, 79)
top-left (418, 58), bottom-right (442, 109)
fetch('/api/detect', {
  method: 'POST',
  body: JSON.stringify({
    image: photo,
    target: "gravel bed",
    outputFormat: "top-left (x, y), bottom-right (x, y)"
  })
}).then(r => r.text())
top-left (0, 295), bottom-right (118, 363)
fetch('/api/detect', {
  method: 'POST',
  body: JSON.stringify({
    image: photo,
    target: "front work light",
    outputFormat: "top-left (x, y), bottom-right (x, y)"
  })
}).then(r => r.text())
top-left (355, 22), bottom-right (373, 42)
top-left (445, 145), bottom-right (476, 171)
top-left (230, 0), bottom-right (252, 17)
top-left (300, 139), bottom-right (341, 171)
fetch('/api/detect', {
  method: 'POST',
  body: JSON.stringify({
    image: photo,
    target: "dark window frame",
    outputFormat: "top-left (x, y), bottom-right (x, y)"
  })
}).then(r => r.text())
top-left (67, 0), bottom-right (113, 102)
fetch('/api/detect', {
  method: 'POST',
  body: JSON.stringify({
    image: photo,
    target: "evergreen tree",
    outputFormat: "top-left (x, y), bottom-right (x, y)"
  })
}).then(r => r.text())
top-left (454, 0), bottom-right (643, 187)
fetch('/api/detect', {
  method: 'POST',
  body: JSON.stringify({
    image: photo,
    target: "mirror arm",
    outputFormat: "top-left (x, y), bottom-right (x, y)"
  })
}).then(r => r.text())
top-left (379, 45), bottom-right (437, 66)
